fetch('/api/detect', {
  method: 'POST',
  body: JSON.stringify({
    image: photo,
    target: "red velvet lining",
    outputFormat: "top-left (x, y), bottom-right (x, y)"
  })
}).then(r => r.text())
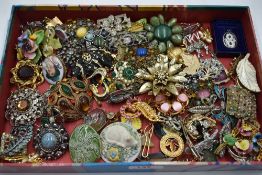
top-left (0, 6), bottom-right (261, 164)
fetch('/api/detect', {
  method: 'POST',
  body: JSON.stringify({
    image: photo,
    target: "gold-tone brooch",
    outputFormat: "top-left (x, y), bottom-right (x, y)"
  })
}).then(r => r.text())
top-left (167, 47), bottom-right (200, 76)
top-left (132, 101), bottom-right (160, 122)
top-left (160, 133), bottom-right (184, 158)
top-left (48, 78), bottom-right (91, 121)
top-left (136, 54), bottom-right (187, 96)
top-left (10, 60), bottom-right (44, 88)
top-left (185, 114), bottom-right (216, 140)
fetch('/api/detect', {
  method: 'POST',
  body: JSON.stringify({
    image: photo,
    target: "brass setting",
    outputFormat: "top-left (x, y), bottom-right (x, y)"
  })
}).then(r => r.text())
top-left (160, 133), bottom-right (184, 158)
top-left (132, 101), bottom-right (160, 122)
top-left (10, 60), bottom-right (44, 88)
top-left (48, 78), bottom-right (90, 121)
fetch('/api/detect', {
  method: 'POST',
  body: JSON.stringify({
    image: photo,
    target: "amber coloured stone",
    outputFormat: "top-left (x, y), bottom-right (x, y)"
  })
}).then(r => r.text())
top-left (17, 99), bottom-right (29, 111)
top-left (79, 96), bottom-right (89, 112)
top-left (81, 103), bottom-right (89, 112)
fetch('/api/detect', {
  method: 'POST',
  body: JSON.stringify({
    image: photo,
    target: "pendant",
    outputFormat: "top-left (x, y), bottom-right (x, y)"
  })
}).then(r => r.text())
top-left (34, 122), bottom-right (69, 160)
top-left (69, 124), bottom-right (101, 163)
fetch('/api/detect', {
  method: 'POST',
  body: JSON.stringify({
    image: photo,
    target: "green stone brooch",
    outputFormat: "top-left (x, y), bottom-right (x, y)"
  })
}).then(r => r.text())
top-left (145, 14), bottom-right (183, 53)
top-left (48, 78), bottom-right (91, 121)
top-left (112, 61), bottom-right (137, 89)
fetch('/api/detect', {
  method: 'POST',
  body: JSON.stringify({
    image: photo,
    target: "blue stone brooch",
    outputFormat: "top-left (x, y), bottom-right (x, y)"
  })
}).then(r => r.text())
top-left (33, 122), bottom-right (69, 160)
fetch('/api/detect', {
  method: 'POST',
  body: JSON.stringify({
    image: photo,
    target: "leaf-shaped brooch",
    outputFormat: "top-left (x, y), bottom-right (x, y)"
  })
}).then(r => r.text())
top-left (179, 53), bottom-right (200, 76)
top-left (236, 53), bottom-right (261, 92)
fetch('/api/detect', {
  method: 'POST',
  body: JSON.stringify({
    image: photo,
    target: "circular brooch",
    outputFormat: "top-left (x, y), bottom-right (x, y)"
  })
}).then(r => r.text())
top-left (100, 122), bottom-right (141, 162)
top-left (112, 61), bottom-right (137, 89)
top-left (69, 124), bottom-right (101, 163)
top-left (34, 122), bottom-right (69, 160)
top-left (42, 55), bottom-right (65, 85)
top-left (10, 60), bottom-right (44, 88)
top-left (160, 133), bottom-right (184, 158)
top-left (5, 88), bottom-right (46, 126)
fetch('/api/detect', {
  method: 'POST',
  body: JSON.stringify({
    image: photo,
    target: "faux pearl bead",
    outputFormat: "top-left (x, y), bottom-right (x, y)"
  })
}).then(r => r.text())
top-left (41, 132), bottom-right (57, 149)
top-left (172, 101), bottom-right (182, 112)
top-left (177, 93), bottom-right (188, 103)
top-left (161, 102), bottom-right (171, 112)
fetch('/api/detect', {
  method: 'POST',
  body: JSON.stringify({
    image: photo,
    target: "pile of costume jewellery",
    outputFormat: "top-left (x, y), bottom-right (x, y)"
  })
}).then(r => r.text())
top-left (1, 14), bottom-right (261, 163)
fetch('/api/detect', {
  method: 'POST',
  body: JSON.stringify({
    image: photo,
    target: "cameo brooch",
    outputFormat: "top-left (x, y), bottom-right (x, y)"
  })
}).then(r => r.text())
top-left (42, 55), bottom-right (65, 84)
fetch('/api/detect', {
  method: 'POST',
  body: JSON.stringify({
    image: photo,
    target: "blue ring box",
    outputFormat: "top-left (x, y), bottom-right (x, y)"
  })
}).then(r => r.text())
top-left (212, 20), bottom-right (248, 57)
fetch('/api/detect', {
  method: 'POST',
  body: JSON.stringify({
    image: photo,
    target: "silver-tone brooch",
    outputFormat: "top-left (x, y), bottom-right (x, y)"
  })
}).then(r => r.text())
top-left (223, 31), bottom-right (237, 49)
top-left (34, 122), bottom-right (69, 160)
top-left (5, 88), bottom-right (47, 126)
